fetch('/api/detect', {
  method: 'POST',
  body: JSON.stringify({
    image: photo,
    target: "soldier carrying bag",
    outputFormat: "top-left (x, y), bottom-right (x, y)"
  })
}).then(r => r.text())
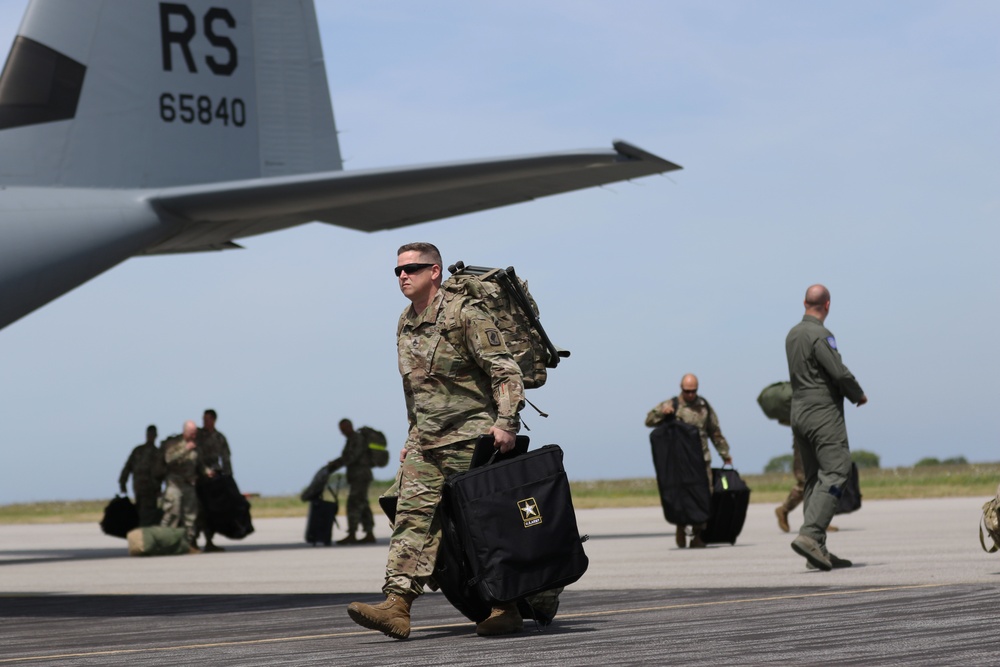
top-left (979, 483), bottom-right (1000, 553)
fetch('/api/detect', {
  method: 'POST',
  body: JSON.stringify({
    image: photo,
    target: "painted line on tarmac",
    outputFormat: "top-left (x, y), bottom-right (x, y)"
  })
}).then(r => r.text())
top-left (0, 584), bottom-right (948, 664)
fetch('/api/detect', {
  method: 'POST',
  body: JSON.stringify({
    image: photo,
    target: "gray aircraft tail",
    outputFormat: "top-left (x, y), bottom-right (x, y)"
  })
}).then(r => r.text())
top-left (0, 0), bottom-right (342, 188)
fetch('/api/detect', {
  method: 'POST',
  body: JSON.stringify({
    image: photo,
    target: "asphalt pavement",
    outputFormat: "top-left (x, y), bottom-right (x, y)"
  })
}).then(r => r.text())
top-left (2, 497), bottom-right (999, 665)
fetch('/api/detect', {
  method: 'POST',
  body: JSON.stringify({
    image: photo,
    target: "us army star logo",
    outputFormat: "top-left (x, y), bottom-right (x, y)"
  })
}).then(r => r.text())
top-left (519, 497), bottom-right (543, 527)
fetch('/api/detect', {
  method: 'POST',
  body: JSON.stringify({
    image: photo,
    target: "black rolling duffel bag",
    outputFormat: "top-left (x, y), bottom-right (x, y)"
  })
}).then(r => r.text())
top-left (701, 466), bottom-right (751, 545)
top-left (442, 439), bottom-right (589, 605)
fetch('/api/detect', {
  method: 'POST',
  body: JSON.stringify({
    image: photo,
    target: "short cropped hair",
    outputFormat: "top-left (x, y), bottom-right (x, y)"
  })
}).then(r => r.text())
top-left (397, 242), bottom-right (442, 267)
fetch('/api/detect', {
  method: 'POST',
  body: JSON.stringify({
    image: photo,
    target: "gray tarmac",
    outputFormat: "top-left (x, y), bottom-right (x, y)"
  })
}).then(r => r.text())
top-left (3, 497), bottom-right (1000, 665)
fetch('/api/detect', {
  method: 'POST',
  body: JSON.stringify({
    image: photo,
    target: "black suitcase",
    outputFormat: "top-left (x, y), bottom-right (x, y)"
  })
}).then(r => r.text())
top-left (649, 420), bottom-right (712, 526)
top-left (835, 462), bottom-right (862, 515)
top-left (442, 440), bottom-right (589, 605)
top-left (305, 499), bottom-right (339, 546)
top-left (701, 466), bottom-right (751, 545)
top-left (196, 474), bottom-right (255, 540)
top-left (100, 495), bottom-right (139, 538)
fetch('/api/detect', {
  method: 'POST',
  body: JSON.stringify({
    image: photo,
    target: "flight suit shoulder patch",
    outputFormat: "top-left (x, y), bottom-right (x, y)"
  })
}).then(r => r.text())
top-left (826, 336), bottom-right (838, 350)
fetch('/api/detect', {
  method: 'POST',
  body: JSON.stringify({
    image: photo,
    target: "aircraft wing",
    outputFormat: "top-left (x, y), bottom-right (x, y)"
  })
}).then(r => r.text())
top-left (145, 141), bottom-right (680, 253)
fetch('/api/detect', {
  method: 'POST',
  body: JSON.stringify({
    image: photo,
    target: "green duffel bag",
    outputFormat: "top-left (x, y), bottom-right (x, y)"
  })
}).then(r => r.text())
top-left (757, 381), bottom-right (792, 423)
top-left (126, 526), bottom-right (190, 556)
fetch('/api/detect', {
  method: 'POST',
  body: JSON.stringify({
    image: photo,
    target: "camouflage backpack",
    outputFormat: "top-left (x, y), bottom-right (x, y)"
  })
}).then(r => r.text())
top-left (979, 483), bottom-right (1000, 553)
top-left (359, 426), bottom-right (389, 468)
top-left (441, 262), bottom-right (569, 389)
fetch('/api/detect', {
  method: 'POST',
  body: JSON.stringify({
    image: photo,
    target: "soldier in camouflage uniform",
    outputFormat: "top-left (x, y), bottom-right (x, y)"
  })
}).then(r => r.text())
top-left (160, 420), bottom-right (202, 554)
top-left (330, 418), bottom-right (375, 545)
top-left (118, 425), bottom-right (165, 526)
top-left (347, 242), bottom-right (525, 640)
top-left (786, 285), bottom-right (866, 571)
top-left (645, 373), bottom-right (733, 548)
top-left (196, 408), bottom-right (232, 552)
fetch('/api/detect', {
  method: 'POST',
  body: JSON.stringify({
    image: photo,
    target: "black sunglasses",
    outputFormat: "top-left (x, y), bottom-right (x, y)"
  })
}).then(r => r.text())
top-left (394, 263), bottom-right (435, 277)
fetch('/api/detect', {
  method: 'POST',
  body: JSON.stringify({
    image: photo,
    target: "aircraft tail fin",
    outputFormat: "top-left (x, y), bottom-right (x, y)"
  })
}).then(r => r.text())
top-left (0, 0), bottom-right (341, 188)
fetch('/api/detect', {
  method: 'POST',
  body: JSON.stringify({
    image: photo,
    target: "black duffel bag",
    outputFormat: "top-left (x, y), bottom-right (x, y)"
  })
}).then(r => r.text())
top-left (196, 474), bottom-right (254, 539)
top-left (100, 494), bottom-right (139, 538)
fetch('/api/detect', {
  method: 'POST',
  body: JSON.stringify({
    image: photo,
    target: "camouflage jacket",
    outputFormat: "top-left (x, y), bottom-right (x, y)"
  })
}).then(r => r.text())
top-left (162, 436), bottom-right (199, 485)
top-left (645, 395), bottom-right (731, 463)
top-left (197, 428), bottom-right (232, 477)
top-left (340, 431), bottom-right (369, 471)
top-left (118, 442), bottom-right (165, 490)
top-left (397, 288), bottom-right (524, 451)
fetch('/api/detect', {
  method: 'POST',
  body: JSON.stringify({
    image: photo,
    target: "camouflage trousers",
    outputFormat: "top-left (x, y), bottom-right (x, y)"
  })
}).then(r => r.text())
top-left (383, 441), bottom-right (474, 597)
top-left (780, 439), bottom-right (806, 513)
top-left (161, 478), bottom-right (199, 544)
top-left (345, 466), bottom-right (374, 535)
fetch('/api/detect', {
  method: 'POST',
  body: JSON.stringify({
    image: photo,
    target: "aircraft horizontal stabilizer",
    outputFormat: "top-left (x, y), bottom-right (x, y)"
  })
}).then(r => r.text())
top-left (145, 141), bottom-right (680, 253)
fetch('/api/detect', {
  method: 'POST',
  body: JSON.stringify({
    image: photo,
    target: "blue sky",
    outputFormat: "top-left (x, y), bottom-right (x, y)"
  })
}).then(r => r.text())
top-left (0, 1), bottom-right (997, 504)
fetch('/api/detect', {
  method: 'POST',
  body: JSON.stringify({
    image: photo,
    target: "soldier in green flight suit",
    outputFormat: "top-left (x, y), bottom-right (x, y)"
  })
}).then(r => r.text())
top-left (785, 284), bottom-right (867, 571)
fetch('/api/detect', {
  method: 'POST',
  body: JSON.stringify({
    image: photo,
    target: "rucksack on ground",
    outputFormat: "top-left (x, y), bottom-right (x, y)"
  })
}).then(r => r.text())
top-left (126, 526), bottom-right (189, 556)
top-left (980, 483), bottom-right (1000, 553)
top-left (442, 262), bottom-right (569, 389)
top-left (757, 381), bottom-right (792, 423)
top-left (359, 426), bottom-right (389, 468)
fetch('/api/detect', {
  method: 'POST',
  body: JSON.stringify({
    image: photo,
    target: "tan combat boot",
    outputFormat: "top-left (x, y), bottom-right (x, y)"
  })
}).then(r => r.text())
top-left (347, 593), bottom-right (415, 639)
top-left (476, 602), bottom-right (523, 637)
top-left (775, 505), bottom-right (790, 533)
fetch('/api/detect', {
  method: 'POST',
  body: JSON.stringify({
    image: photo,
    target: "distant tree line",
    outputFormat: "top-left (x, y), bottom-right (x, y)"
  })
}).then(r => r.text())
top-left (914, 456), bottom-right (968, 467)
top-left (764, 449), bottom-right (881, 473)
top-left (764, 451), bottom-right (970, 473)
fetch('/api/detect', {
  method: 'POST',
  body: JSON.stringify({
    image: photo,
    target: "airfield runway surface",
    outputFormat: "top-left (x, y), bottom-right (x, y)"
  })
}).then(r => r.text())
top-left (2, 497), bottom-right (999, 665)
